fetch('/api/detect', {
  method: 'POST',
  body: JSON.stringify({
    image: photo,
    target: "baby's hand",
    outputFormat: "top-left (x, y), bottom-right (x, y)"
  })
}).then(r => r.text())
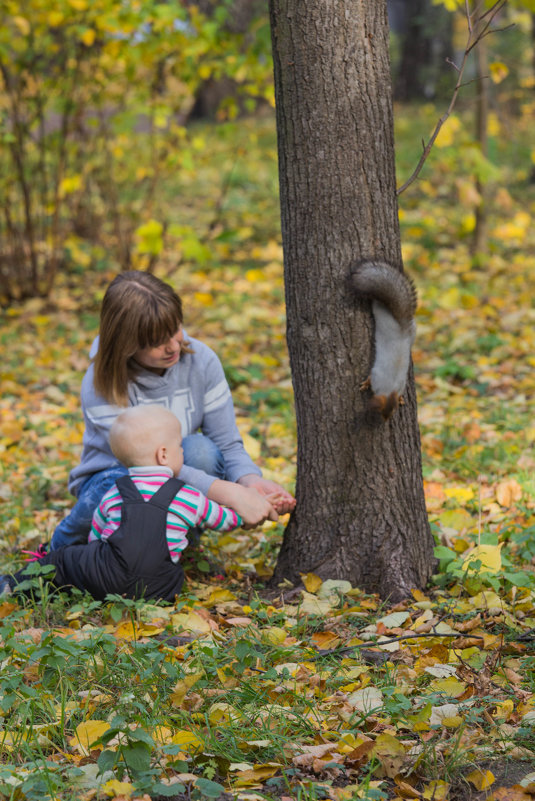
top-left (239, 476), bottom-right (296, 515)
top-left (263, 491), bottom-right (296, 515)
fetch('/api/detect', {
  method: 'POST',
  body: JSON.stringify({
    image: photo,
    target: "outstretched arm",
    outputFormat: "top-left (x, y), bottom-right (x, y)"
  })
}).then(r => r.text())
top-left (206, 479), bottom-right (279, 528)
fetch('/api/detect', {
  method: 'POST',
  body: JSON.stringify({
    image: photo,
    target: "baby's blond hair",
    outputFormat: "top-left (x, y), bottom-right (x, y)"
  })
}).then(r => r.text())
top-left (109, 405), bottom-right (181, 467)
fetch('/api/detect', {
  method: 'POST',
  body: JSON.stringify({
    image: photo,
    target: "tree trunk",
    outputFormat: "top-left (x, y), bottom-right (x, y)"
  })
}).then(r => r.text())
top-left (269, 0), bottom-right (434, 602)
top-left (394, 0), bottom-right (431, 101)
top-left (393, 0), bottom-right (453, 102)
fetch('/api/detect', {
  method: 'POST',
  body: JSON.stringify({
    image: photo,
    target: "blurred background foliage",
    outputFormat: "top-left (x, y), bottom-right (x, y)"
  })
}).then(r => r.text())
top-left (0, 0), bottom-right (534, 303)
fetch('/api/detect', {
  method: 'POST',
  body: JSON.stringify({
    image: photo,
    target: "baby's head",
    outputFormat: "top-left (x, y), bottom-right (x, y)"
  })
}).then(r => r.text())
top-left (109, 405), bottom-right (183, 476)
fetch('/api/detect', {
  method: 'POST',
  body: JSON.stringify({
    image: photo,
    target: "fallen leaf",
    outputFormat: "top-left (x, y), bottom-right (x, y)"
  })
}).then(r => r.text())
top-left (101, 778), bottom-right (135, 797)
top-left (466, 769), bottom-right (495, 790)
top-left (69, 720), bottom-right (111, 755)
top-left (463, 543), bottom-right (503, 573)
top-left (347, 687), bottom-right (383, 714)
top-left (301, 573), bottom-right (323, 593)
top-left (496, 479), bottom-right (522, 507)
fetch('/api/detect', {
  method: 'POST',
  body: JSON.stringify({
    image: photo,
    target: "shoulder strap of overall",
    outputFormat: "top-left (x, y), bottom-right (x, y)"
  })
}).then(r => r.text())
top-left (149, 477), bottom-right (186, 509)
top-left (115, 475), bottom-right (144, 503)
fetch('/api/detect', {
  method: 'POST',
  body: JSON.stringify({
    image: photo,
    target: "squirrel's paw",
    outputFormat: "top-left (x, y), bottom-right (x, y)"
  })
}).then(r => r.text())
top-left (360, 376), bottom-right (372, 392)
top-left (399, 395), bottom-right (406, 406)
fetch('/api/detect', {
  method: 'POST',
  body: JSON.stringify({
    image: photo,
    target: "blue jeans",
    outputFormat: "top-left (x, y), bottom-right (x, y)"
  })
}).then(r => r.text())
top-left (50, 433), bottom-right (226, 550)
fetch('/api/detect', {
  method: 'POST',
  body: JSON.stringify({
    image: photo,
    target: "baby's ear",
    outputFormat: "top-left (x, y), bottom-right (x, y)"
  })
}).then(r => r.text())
top-left (155, 444), bottom-right (167, 466)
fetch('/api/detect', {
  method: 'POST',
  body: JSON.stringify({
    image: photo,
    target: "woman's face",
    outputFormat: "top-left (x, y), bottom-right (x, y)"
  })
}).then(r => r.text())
top-left (134, 327), bottom-right (184, 374)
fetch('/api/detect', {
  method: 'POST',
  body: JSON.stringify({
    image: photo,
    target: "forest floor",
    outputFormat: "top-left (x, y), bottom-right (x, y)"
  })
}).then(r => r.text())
top-left (0, 106), bottom-right (534, 800)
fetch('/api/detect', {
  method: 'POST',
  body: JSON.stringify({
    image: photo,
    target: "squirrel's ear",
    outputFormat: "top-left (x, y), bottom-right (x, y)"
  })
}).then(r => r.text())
top-left (156, 444), bottom-right (167, 466)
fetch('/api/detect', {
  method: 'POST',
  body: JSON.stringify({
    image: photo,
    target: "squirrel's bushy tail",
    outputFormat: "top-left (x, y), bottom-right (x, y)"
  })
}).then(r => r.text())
top-left (349, 260), bottom-right (417, 331)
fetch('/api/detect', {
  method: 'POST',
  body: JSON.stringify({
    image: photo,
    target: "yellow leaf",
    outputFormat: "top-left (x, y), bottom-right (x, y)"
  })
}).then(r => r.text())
top-left (245, 269), bottom-right (265, 282)
top-left (170, 730), bottom-right (204, 753)
top-left (80, 29), bottom-right (96, 46)
top-left (153, 726), bottom-right (173, 744)
top-left (216, 665), bottom-right (239, 688)
top-left (241, 432), bottom-right (261, 461)
top-left (422, 780), bottom-right (450, 800)
top-left (441, 715), bottom-right (463, 728)
top-left (208, 702), bottom-right (242, 724)
top-left (67, 0), bottom-right (88, 9)
top-left (460, 292), bottom-right (479, 309)
top-left (170, 671), bottom-right (204, 705)
top-left (194, 292), bottom-right (214, 306)
top-left (466, 769), bottom-right (495, 790)
top-left (489, 61), bottom-right (509, 84)
top-left (372, 732), bottom-right (406, 757)
top-left (434, 114), bottom-right (462, 148)
top-left (437, 287), bottom-right (461, 310)
top-left (102, 778), bottom-right (134, 797)
top-left (260, 626), bottom-right (286, 645)
top-left (488, 112), bottom-right (501, 137)
top-left (444, 486), bottom-right (474, 503)
top-left (411, 589), bottom-right (429, 602)
top-left (233, 763), bottom-right (282, 787)
top-left (12, 16), bottom-right (31, 35)
top-left (335, 732), bottom-right (371, 754)
top-left (301, 573), bottom-right (323, 594)
top-left (439, 508), bottom-right (473, 532)
top-left (48, 11), bottom-right (64, 26)
top-left (205, 588), bottom-right (237, 606)
top-left (171, 610), bottom-right (212, 633)
top-left (429, 703), bottom-right (459, 726)
top-left (428, 676), bottom-right (467, 698)
top-left (462, 544), bottom-right (503, 574)
top-left (469, 590), bottom-right (503, 610)
top-left (492, 699), bottom-right (515, 720)
top-left (113, 621), bottom-right (165, 640)
top-left (69, 720), bottom-right (110, 755)
top-left (59, 175), bottom-right (82, 196)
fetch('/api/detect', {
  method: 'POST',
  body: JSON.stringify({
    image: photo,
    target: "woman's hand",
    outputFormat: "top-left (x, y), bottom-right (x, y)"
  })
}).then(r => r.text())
top-left (207, 479), bottom-right (278, 527)
top-left (237, 474), bottom-right (296, 515)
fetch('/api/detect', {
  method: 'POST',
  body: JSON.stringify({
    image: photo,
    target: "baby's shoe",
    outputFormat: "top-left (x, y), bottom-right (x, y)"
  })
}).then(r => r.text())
top-left (21, 543), bottom-right (49, 562)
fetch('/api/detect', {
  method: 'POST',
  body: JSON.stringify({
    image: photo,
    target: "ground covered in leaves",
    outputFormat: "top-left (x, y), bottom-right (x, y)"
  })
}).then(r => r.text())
top-left (0, 106), bottom-right (534, 800)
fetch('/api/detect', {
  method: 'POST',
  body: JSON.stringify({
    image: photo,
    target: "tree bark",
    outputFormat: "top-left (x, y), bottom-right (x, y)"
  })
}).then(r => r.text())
top-left (269, 0), bottom-right (434, 602)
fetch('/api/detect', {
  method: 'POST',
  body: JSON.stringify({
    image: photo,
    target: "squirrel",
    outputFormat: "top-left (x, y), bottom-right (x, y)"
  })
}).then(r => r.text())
top-left (349, 260), bottom-right (417, 421)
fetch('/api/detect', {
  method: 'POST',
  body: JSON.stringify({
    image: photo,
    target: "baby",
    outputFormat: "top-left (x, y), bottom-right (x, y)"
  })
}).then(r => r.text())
top-left (2, 405), bottom-right (242, 602)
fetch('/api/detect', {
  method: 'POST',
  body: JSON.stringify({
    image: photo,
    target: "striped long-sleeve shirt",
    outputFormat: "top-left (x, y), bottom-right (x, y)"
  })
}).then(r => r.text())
top-left (89, 466), bottom-right (242, 563)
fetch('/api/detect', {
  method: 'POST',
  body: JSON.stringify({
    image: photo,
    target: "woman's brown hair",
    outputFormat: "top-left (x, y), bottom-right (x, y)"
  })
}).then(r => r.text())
top-left (93, 271), bottom-right (192, 406)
